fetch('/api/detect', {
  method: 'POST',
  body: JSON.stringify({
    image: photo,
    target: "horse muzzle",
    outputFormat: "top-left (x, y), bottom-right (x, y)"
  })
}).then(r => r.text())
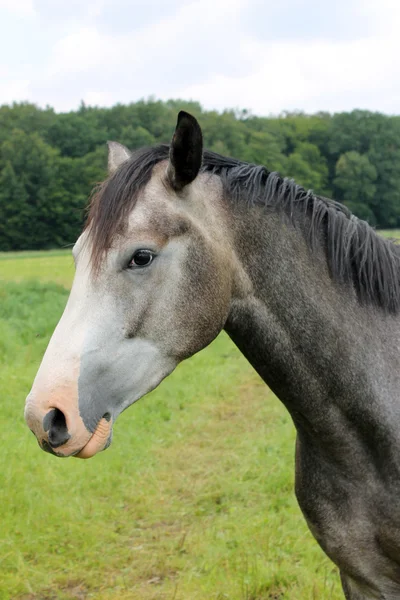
top-left (25, 390), bottom-right (112, 459)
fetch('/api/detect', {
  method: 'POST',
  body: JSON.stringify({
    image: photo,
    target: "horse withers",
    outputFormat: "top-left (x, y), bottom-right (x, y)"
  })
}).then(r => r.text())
top-left (25, 111), bottom-right (400, 599)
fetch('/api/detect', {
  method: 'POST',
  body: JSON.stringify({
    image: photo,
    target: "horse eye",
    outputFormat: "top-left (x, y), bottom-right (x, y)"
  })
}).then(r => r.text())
top-left (128, 250), bottom-right (154, 268)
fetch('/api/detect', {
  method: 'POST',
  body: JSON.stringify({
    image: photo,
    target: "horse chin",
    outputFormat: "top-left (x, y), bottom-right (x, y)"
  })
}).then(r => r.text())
top-left (74, 416), bottom-right (113, 459)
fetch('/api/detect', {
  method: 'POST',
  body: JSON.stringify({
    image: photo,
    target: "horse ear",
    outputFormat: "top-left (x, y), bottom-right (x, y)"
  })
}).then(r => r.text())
top-left (107, 141), bottom-right (131, 174)
top-left (168, 111), bottom-right (203, 191)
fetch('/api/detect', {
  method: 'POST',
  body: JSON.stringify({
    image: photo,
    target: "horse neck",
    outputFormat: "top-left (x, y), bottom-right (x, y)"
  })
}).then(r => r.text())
top-left (224, 201), bottom-right (398, 442)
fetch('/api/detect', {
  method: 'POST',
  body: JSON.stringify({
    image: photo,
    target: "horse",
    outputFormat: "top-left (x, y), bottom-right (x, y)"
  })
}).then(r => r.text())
top-left (25, 111), bottom-right (400, 599)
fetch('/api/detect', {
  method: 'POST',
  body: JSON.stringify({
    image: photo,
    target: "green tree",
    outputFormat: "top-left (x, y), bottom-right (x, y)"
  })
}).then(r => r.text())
top-left (46, 111), bottom-right (107, 158)
top-left (119, 125), bottom-right (155, 149)
top-left (243, 130), bottom-right (286, 172)
top-left (2, 100), bottom-right (400, 249)
top-left (0, 102), bottom-right (55, 146)
top-left (334, 151), bottom-right (377, 222)
top-left (0, 129), bottom-right (80, 249)
top-left (285, 142), bottom-right (329, 194)
top-left (202, 110), bottom-right (248, 158)
top-left (0, 161), bottom-right (29, 250)
top-left (367, 118), bottom-right (400, 227)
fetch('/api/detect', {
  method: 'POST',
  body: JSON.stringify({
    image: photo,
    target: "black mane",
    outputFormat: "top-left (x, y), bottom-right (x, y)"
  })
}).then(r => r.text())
top-left (86, 144), bottom-right (400, 313)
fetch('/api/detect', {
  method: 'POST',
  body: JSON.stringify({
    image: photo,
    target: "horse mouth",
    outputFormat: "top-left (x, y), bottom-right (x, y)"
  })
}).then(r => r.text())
top-left (74, 416), bottom-right (113, 459)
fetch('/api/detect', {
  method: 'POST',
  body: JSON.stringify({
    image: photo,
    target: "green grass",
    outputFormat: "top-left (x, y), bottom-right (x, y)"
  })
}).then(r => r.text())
top-left (0, 250), bottom-right (74, 288)
top-left (0, 251), bottom-right (342, 600)
top-left (0, 249), bottom-right (73, 261)
top-left (377, 229), bottom-right (400, 240)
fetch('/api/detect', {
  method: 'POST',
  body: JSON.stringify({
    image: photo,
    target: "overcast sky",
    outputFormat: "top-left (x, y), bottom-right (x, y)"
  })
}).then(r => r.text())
top-left (1, 0), bottom-right (399, 116)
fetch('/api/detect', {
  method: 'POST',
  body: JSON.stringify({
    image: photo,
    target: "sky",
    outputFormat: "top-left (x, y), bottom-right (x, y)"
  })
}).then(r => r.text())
top-left (0, 0), bottom-right (399, 116)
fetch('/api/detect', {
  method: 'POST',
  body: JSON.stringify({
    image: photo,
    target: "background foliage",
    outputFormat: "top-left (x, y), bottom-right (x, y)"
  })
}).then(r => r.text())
top-left (1, 100), bottom-right (400, 250)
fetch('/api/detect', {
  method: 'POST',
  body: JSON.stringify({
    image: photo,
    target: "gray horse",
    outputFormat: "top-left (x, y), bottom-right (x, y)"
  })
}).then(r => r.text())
top-left (25, 111), bottom-right (400, 599)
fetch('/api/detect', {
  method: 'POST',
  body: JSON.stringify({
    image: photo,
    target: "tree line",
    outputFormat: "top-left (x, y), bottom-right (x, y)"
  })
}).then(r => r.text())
top-left (1, 99), bottom-right (399, 251)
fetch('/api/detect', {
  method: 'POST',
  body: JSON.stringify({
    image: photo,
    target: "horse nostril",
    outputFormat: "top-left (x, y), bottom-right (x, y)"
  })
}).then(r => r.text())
top-left (43, 408), bottom-right (71, 449)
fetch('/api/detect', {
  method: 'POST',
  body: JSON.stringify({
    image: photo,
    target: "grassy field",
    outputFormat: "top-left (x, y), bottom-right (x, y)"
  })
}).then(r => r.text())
top-left (0, 251), bottom-right (345, 600)
top-left (378, 229), bottom-right (400, 240)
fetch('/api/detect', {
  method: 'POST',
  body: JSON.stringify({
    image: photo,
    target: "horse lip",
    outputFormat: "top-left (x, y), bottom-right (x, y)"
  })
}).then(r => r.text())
top-left (73, 415), bottom-right (113, 459)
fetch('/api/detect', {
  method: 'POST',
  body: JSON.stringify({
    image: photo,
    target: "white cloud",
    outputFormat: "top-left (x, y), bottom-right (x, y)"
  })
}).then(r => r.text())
top-left (47, 0), bottom-right (247, 77)
top-left (47, 27), bottom-right (118, 76)
top-left (179, 31), bottom-right (400, 115)
top-left (86, 0), bottom-right (106, 19)
top-left (169, 0), bottom-right (400, 114)
top-left (2, 0), bottom-right (400, 115)
top-left (0, 79), bottom-right (31, 104)
top-left (0, 0), bottom-right (35, 16)
top-left (82, 90), bottom-right (116, 107)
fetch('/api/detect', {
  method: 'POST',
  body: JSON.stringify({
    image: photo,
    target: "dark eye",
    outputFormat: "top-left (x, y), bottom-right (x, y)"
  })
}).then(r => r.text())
top-left (128, 250), bottom-right (154, 268)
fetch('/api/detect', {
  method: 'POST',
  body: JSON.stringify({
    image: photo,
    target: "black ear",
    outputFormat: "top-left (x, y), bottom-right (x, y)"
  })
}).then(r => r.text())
top-left (168, 111), bottom-right (203, 191)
